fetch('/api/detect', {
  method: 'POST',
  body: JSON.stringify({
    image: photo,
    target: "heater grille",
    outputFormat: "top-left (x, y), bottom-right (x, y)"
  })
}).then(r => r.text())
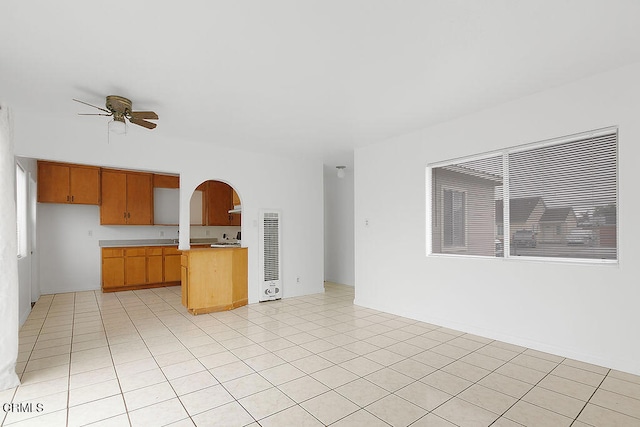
top-left (263, 213), bottom-right (280, 281)
top-left (259, 210), bottom-right (282, 301)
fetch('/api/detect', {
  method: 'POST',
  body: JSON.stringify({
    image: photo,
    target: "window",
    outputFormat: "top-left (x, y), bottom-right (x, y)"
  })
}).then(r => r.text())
top-left (16, 162), bottom-right (28, 258)
top-left (442, 189), bottom-right (466, 247)
top-left (428, 127), bottom-right (617, 262)
top-left (431, 156), bottom-right (502, 256)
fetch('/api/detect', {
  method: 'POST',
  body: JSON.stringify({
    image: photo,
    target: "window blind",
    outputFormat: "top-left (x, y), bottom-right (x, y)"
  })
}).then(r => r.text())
top-left (508, 131), bottom-right (617, 260)
top-left (430, 128), bottom-right (617, 262)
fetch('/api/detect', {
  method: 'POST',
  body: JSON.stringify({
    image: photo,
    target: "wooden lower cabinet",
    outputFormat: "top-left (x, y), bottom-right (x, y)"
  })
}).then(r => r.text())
top-left (102, 249), bottom-right (125, 290)
top-left (124, 248), bottom-right (146, 286)
top-left (164, 247), bottom-right (182, 283)
top-left (101, 246), bottom-right (182, 292)
top-left (147, 247), bottom-right (164, 284)
top-left (181, 248), bottom-right (248, 315)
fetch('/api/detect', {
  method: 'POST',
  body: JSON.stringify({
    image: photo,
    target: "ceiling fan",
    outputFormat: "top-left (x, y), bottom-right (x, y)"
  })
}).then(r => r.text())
top-left (73, 95), bottom-right (158, 130)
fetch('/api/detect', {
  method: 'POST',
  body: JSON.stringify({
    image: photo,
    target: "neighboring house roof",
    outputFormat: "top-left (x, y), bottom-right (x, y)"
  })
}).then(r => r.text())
top-left (496, 197), bottom-right (545, 224)
top-left (539, 207), bottom-right (575, 223)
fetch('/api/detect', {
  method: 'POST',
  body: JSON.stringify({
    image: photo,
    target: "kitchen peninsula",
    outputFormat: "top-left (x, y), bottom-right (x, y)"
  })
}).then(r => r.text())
top-left (181, 247), bottom-right (248, 315)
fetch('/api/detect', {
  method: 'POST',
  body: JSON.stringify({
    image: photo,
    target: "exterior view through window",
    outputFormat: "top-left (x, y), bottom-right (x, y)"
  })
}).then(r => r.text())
top-left (429, 128), bottom-right (617, 262)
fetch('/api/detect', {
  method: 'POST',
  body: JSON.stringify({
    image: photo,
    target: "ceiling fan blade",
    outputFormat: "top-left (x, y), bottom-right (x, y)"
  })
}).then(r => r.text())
top-left (72, 98), bottom-right (111, 113)
top-left (128, 117), bottom-right (157, 129)
top-left (78, 113), bottom-right (112, 116)
top-left (129, 111), bottom-right (158, 120)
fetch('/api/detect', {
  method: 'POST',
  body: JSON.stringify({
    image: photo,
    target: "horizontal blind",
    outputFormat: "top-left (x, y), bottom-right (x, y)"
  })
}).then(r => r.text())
top-left (508, 131), bottom-right (617, 260)
top-left (432, 155), bottom-right (503, 257)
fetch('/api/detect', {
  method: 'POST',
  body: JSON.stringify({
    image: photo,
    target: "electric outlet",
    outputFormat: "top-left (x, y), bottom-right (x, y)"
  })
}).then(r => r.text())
top-left (88, 230), bottom-right (93, 237)
top-left (365, 219), bottom-right (370, 227)
top-left (160, 231), bottom-right (165, 237)
top-left (296, 277), bottom-right (300, 283)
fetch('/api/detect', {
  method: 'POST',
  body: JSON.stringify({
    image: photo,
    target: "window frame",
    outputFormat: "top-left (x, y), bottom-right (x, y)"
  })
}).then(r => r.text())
top-left (426, 126), bottom-right (618, 265)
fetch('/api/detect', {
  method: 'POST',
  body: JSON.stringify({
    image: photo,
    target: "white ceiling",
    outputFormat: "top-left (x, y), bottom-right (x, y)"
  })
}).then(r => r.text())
top-left (2, 1), bottom-right (640, 167)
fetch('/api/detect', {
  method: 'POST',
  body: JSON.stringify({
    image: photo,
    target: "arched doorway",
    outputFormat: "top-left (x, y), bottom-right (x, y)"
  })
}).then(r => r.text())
top-left (189, 179), bottom-right (242, 242)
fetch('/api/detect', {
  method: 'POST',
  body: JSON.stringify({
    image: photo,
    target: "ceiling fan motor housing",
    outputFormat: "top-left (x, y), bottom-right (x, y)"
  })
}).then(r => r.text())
top-left (106, 95), bottom-right (132, 121)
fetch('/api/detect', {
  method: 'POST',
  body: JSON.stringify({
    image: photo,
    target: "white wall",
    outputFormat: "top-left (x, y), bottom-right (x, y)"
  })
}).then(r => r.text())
top-left (355, 62), bottom-right (640, 375)
top-left (324, 163), bottom-right (355, 285)
top-left (13, 111), bottom-right (325, 303)
top-left (0, 103), bottom-right (21, 390)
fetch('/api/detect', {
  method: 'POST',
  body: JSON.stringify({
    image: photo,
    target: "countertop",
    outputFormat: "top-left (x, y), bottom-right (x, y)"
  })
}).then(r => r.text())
top-left (99, 238), bottom-right (226, 247)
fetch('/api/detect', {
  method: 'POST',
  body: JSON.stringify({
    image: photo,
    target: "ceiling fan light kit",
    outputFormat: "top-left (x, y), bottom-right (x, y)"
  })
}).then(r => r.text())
top-left (74, 95), bottom-right (158, 133)
top-left (108, 117), bottom-right (127, 135)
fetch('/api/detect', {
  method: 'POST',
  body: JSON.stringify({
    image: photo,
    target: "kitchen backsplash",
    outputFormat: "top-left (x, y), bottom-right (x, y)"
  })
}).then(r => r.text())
top-left (190, 226), bottom-right (241, 240)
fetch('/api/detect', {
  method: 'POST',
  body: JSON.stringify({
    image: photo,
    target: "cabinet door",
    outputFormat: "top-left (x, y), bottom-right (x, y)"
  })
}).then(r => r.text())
top-left (207, 181), bottom-right (233, 226)
top-left (164, 254), bottom-right (182, 282)
top-left (147, 255), bottom-right (163, 284)
top-left (101, 171), bottom-right (127, 224)
top-left (127, 173), bottom-right (153, 225)
top-left (38, 162), bottom-right (70, 203)
top-left (229, 213), bottom-right (241, 226)
top-left (125, 256), bottom-right (146, 286)
top-left (103, 257), bottom-right (125, 289)
top-left (69, 166), bottom-right (100, 204)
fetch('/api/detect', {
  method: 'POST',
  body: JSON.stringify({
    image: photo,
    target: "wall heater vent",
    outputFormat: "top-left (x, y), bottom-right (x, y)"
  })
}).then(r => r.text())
top-left (259, 210), bottom-right (282, 301)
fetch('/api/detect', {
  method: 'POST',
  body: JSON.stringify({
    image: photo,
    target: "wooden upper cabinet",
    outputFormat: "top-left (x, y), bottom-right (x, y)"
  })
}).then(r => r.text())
top-left (101, 169), bottom-right (153, 225)
top-left (206, 181), bottom-right (233, 226)
top-left (101, 170), bottom-right (127, 224)
top-left (70, 167), bottom-right (101, 204)
top-left (38, 161), bottom-right (100, 204)
top-left (127, 173), bottom-right (153, 225)
top-left (38, 162), bottom-right (69, 203)
top-left (232, 190), bottom-right (241, 207)
top-left (205, 181), bottom-right (241, 226)
top-left (153, 174), bottom-right (179, 188)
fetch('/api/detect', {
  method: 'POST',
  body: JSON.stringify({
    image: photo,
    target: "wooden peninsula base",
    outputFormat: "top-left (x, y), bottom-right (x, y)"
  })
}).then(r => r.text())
top-left (181, 247), bottom-right (248, 315)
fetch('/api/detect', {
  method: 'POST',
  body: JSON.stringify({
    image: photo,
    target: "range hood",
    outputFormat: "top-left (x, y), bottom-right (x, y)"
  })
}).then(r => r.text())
top-left (228, 205), bottom-right (242, 214)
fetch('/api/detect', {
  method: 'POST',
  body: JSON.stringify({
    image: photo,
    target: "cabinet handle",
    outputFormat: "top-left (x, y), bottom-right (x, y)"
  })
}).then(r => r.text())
top-left (71, 195), bottom-right (74, 202)
top-left (124, 212), bottom-right (127, 218)
top-left (67, 195), bottom-right (70, 202)
top-left (128, 212), bottom-right (131, 218)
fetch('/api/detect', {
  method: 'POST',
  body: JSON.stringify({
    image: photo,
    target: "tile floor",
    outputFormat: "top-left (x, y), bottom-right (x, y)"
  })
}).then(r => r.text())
top-left (3, 282), bottom-right (639, 427)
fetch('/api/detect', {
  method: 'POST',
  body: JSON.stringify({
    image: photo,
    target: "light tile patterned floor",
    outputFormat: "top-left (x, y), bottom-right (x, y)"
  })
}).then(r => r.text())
top-left (3, 283), bottom-right (639, 426)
